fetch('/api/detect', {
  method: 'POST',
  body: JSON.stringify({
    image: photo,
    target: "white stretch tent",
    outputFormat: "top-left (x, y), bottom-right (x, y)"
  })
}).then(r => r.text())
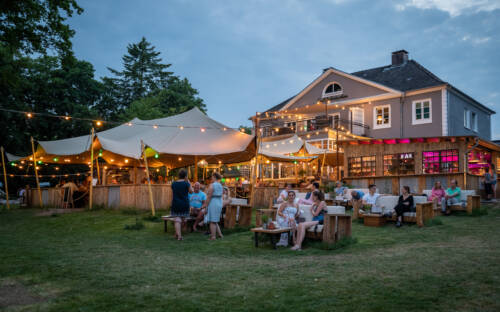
top-left (32, 107), bottom-right (255, 168)
top-left (259, 135), bottom-right (320, 162)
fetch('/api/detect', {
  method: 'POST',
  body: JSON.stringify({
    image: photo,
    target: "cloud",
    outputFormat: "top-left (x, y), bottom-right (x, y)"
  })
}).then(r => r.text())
top-left (461, 35), bottom-right (491, 45)
top-left (395, 0), bottom-right (500, 17)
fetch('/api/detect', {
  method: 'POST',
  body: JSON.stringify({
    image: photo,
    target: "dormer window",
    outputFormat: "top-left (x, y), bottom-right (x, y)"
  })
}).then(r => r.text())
top-left (322, 82), bottom-right (343, 98)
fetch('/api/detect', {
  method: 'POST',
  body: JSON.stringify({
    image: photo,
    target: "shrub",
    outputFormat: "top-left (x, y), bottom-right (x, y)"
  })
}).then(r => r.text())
top-left (143, 214), bottom-right (161, 222)
top-left (122, 208), bottom-right (140, 215)
top-left (124, 218), bottom-right (145, 230)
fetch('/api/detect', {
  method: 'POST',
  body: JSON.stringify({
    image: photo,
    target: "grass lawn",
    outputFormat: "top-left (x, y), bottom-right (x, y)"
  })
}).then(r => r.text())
top-left (1, 205), bottom-right (499, 312)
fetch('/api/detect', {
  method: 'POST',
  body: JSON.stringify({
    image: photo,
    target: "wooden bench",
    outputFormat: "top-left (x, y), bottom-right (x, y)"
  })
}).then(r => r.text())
top-left (224, 198), bottom-right (253, 229)
top-left (161, 216), bottom-right (196, 233)
top-left (353, 197), bottom-right (434, 227)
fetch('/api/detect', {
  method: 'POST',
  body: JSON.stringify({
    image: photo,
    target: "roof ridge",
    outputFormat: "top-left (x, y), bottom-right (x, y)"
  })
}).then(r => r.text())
top-left (351, 64), bottom-right (391, 74)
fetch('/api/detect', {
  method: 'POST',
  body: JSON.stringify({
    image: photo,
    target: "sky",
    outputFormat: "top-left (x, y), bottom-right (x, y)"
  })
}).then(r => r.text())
top-left (68, 0), bottom-right (500, 138)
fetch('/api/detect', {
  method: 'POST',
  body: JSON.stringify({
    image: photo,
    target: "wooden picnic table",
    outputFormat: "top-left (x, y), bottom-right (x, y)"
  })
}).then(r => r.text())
top-left (161, 215), bottom-right (196, 233)
top-left (250, 227), bottom-right (292, 249)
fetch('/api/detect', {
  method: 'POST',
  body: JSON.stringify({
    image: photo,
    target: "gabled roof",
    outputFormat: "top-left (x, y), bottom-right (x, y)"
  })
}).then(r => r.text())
top-left (265, 95), bottom-right (295, 113)
top-left (351, 60), bottom-right (445, 91)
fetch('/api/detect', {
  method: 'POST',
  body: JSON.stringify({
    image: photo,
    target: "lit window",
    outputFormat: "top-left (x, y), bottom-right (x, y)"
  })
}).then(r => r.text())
top-left (374, 105), bottom-right (391, 129)
top-left (422, 150), bottom-right (459, 174)
top-left (348, 156), bottom-right (376, 177)
top-left (412, 99), bottom-right (432, 125)
top-left (323, 82), bottom-right (343, 98)
top-left (384, 153), bottom-right (414, 175)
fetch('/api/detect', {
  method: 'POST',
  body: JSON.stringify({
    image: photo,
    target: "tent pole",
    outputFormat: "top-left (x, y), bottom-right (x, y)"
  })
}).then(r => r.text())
top-left (89, 127), bottom-right (94, 210)
top-left (1, 146), bottom-right (10, 210)
top-left (30, 137), bottom-right (43, 208)
top-left (194, 155), bottom-right (198, 182)
top-left (95, 156), bottom-right (100, 185)
top-left (141, 140), bottom-right (156, 216)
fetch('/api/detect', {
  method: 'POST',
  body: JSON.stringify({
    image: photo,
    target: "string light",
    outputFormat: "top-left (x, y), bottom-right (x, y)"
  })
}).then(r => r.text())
top-left (26, 112), bottom-right (33, 118)
top-left (153, 125), bottom-right (158, 129)
top-left (178, 157), bottom-right (182, 161)
top-left (127, 122), bottom-right (132, 126)
top-left (200, 128), bottom-right (205, 132)
top-left (96, 121), bottom-right (102, 126)
top-left (154, 153), bottom-right (159, 159)
top-left (179, 126), bottom-right (184, 130)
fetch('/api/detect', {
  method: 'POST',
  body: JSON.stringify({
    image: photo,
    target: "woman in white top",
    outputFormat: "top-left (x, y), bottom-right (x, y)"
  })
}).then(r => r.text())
top-left (275, 190), bottom-right (300, 247)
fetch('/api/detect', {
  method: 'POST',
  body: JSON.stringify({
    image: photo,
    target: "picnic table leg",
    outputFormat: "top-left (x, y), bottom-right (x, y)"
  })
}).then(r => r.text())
top-left (270, 234), bottom-right (277, 249)
top-left (164, 220), bottom-right (167, 233)
top-left (288, 230), bottom-right (293, 246)
top-left (254, 232), bottom-right (259, 248)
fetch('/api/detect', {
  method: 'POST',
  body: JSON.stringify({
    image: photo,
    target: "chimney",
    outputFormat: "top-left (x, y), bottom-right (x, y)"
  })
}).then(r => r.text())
top-left (391, 50), bottom-right (408, 66)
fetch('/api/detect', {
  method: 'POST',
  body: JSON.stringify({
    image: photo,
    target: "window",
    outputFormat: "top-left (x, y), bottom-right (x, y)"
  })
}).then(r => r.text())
top-left (285, 121), bottom-right (296, 132)
top-left (322, 82), bottom-right (343, 98)
top-left (383, 153), bottom-right (415, 175)
top-left (373, 105), bottom-right (391, 129)
top-left (329, 113), bottom-right (340, 129)
top-left (422, 150), bottom-right (459, 174)
top-left (412, 99), bottom-right (432, 125)
top-left (471, 112), bottom-right (477, 131)
top-left (348, 156), bottom-right (376, 177)
top-left (464, 109), bottom-right (470, 129)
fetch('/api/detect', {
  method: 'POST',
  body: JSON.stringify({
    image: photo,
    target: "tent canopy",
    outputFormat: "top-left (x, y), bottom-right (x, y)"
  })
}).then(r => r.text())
top-left (32, 108), bottom-right (255, 168)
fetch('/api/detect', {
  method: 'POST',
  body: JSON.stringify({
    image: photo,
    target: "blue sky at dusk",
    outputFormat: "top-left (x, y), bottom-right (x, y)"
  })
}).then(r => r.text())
top-left (68, 0), bottom-right (500, 138)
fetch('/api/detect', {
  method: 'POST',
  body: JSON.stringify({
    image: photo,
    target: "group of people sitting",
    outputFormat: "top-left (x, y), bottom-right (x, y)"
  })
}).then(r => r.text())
top-left (274, 188), bottom-right (328, 251)
top-left (170, 169), bottom-right (231, 241)
top-left (347, 179), bottom-right (464, 227)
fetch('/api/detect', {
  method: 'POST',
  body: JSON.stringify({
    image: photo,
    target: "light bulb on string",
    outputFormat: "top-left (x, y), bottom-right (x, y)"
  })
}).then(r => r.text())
top-left (26, 112), bottom-right (33, 118)
top-left (127, 122), bottom-right (132, 126)
top-left (200, 128), bottom-right (205, 132)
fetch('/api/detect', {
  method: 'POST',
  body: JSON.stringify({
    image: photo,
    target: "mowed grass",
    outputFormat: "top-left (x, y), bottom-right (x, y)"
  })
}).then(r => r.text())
top-left (0, 205), bottom-right (499, 312)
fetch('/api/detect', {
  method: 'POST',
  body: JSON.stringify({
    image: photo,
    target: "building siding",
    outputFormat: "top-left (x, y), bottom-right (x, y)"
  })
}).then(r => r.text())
top-left (402, 90), bottom-right (443, 138)
top-left (287, 71), bottom-right (389, 110)
top-left (447, 89), bottom-right (491, 140)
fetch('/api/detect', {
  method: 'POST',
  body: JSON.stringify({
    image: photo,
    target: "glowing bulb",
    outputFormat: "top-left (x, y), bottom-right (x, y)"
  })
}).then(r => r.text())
top-left (96, 121), bottom-right (102, 126)
top-left (153, 125), bottom-right (158, 129)
top-left (179, 126), bottom-right (184, 130)
top-left (27, 113), bottom-right (33, 118)
top-left (124, 159), bottom-right (129, 163)
top-left (127, 122), bottom-right (132, 126)
top-left (223, 127), bottom-right (227, 131)
top-left (178, 157), bottom-right (182, 161)
top-left (154, 153), bottom-right (159, 159)
top-left (104, 166), bottom-right (108, 170)
top-left (200, 128), bottom-right (205, 132)
top-left (110, 159), bottom-right (114, 162)
top-left (55, 167), bottom-right (59, 171)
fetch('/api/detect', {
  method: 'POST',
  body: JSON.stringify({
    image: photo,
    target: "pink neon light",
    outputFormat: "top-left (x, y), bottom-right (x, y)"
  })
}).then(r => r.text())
top-left (397, 139), bottom-right (411, 144)
top-left (384, 139), bottom-right (397, 144)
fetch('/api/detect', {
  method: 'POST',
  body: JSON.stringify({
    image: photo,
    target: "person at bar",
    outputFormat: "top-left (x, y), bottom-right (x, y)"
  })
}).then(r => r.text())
top-left (203, 172), bottom-right (224, 240)
top-left (170, 169), bottom-right (191, 240)
top-left (334, 181), bottom-right (347, 197)
top-left (441, 179), bottom-right (461, 215)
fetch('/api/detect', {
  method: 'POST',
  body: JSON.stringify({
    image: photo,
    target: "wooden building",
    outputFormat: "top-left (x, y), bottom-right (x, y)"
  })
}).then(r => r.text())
top-left (339, 136), bottom-right (500, 195)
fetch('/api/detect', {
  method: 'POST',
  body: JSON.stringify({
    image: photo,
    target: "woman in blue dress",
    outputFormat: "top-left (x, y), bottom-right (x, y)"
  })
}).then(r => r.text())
top-left (170, 169), bottom-right (191, 241)
top-left (203, 172), bottom-right (224, 240)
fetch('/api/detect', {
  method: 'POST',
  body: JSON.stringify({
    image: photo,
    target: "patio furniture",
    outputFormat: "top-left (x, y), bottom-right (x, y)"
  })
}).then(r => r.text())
top-left (251, 227), bottom-right (292, 249)
top-left (422, 190), bottom-right (480, 215)
top-left (255, 209), bottom-right (277, 227)
top-left (162, 215), bottom-right (196, 233)
top-left (224, 198), bottom-right (252, 228)
top-left (363, 213), bottom-right (386, 227)
top-left (353, 195), bottom-right (433, 227)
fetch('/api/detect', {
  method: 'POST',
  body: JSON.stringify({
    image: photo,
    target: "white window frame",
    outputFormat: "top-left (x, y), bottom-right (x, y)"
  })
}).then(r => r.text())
top-left (412, 98), bottom-right (432, 125)
top-left (373, 104), bottom-right (391, 129)
top-left (464, 109), bottom-right (470, 129)
top-left (322, 82), bottom-right (343, 98)
top-left (329, 113), bottom-right (340, 129)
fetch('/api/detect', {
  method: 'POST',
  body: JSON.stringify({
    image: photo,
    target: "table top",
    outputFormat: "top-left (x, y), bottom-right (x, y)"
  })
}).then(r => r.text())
top-left (363, 213), bottom-right (384, 218)
top-left (251, 227), bottom-right (292, 234)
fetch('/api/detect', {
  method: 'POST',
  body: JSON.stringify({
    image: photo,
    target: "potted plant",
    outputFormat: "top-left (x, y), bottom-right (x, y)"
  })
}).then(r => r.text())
top-left (363, 204), bottom-right (372, 214)
top-left (261, 214), bottom-right (269, 229)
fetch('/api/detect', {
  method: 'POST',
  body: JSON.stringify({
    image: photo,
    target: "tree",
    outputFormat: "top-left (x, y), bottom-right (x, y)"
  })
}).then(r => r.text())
top-left (120, 97), bottom-right (163, 121)
top-left (0, 0), bottom-right (83, 56)
top-left (101, 37), bottom-right (173, 113)
top-left (154, 77), bottom-right (206, 115)
top-left (0, 55), bottom-right (102, 153)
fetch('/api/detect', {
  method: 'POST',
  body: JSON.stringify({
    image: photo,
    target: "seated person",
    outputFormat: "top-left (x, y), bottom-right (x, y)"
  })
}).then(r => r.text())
top-left (190, 182), bottom-right (207, 231)
top-left (394, 186), bottom-right (414, 228)
top-left (298, 182), bottom-right (320, 205)
top-left (276, 184), bottom-right (293, 204)
top-left (291, 191), bottom-right (326, 251)
top-left (428, 181), bottom-right (445, 211)
top-left (362, 184), bottom-right (380, 213)
top-left (441, 179), bottom-right (461, 215)
top-left (334, 181), bottom-right (347, 197)
top-left (276, 190), bottom-right (300, 247)
top-left (350, 189), bottom-right (365, 209)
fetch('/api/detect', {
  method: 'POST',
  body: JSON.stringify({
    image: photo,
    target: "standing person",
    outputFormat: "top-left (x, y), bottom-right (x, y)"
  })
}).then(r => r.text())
top-left (393, 186), bottom-right (414, 228)
top-left (170, 169), bottom-right (191, 241)
top-left (291, 191), bottom-right (326, 251)
top-left (484, 167), bottom-right (494, 201)
top-left (190, 182), bottom-right (207, 231)
top-left (203, 172), bottom-right (224, 240)
top-left (491, 164), bottom-right (497, 201)
top-left (442, 179), bottom-right (461, 215)
top-left (276, 190), bottom-right (300, 247)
